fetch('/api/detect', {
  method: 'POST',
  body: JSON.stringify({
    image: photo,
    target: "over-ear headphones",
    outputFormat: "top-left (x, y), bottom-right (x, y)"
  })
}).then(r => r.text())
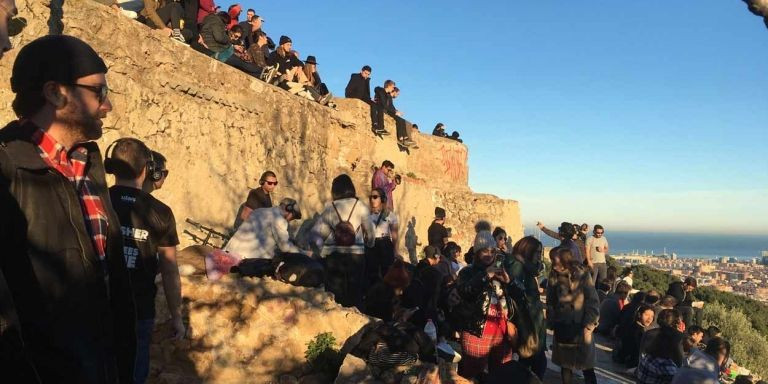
top-left (104, 138), bottom-right (160, 181)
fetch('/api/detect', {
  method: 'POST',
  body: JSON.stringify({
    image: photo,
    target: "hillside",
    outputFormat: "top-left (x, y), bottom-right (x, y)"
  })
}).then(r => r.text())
top-left (0, 0), bottom-right (523, 254)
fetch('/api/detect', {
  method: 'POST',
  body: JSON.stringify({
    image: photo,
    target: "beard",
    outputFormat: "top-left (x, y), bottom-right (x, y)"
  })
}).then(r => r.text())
top-left (57, 98), bottom-right (104, 143)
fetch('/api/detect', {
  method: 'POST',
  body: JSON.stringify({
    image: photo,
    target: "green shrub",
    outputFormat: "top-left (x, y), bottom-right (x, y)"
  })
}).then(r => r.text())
top-left (305, 332), bottom-right (342, 377)
top-left (701, 302), bottom-right (768, 379)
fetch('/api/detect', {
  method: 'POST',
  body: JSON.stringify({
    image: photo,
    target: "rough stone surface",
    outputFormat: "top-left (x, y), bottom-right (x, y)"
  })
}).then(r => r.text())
top-left (0, 0), bottom-right (522, 254)
top-left (150, 248), bottom-right (374, 383)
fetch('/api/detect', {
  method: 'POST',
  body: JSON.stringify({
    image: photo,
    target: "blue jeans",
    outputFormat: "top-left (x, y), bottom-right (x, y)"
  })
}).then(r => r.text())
top-left (134, 318), bottom-right (155, 384)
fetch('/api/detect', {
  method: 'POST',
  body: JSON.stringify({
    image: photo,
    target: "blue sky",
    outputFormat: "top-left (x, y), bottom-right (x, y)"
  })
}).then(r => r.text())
top-left (240, 0), bottom-right (768, 235)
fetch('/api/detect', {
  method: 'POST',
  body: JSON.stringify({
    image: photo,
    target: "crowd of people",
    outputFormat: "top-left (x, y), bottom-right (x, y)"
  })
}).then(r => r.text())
top-left (92, 0), bottom-right (463, 149)
top-left (0, 7), bottom-right (761, 384)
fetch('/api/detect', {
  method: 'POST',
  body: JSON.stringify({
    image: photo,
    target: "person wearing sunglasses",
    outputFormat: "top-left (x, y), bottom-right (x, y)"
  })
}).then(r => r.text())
top-left (586, 224), bottom-right (609, 285)
top-left (364, 187), bottom-right (400, 290)
top-left (1, 35), bottom-right (136, 382)
top-left (236, 170), bottom-right (277, 229)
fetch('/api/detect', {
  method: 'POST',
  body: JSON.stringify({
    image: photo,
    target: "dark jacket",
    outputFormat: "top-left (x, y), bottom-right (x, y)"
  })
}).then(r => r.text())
top-left (504, 256), bottom-right (547, 353)
top-left (200, 13), bottom-right (231, 53)
top-left (373, 86), bottom-right (396, 115)
top-left (0, 121), bottom-right (136, 383)
top-left (344, 73), bottom-right (371, 102)
top-left (666, 281), bottom-right (693, 307)
top-left (596, 292), bottom-right (623, 334)
top-left (267, 50), bottom-right (297, 75)
top-left (454, 263), bottom-right (514, 336)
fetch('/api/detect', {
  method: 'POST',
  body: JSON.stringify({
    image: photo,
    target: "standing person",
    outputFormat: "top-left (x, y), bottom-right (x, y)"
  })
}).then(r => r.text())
top-left (537, 221), bottom-right (584, 265)
top-left (506, 236), bottom-right (548, 380)
top-left (235, 170), bottom-right (276, 229)
top-left (432, 123), bottom-right (448, 137)
top-left (225, 198), bottom-right (308, 259)
top-left (586, 224), bottom-right (609, 285)
top-left (454, 230), bottom-right (516, 380)
top-left (106, 139), bottom-right (184, 384)
top-left (344, 65), bottom-right (372, 102)
top-left (0, 35), bottom-right (136, 383)
top-left (365, 187), bottom-right (400, 289)
top-left (666, 277), bottom-right (699, 329)
top-left (371, 160), bottom-right (398, 211)
top-left (309, 174), bottom-right (375, 309)
top-left (427, 207), bottom-right (449, 251)
top-left (547, 247), bottom-right (600, 384)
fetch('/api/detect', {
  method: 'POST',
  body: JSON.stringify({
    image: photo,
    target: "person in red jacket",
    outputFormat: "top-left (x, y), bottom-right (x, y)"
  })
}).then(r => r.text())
top-left (227, 3), bottom-right (241, 30)
top-left (197, 0), bottom-right (218, 24)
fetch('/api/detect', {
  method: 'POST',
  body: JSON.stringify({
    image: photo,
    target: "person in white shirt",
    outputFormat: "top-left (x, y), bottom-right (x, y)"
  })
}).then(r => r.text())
top-left (225, 198), bottom-right (307, 259)
top-left (365, 187), bottom-right (400, 289)
top-left (309, 174), bottom-right (375, 309)
top-left (586, 224), bottom-right (609, 285)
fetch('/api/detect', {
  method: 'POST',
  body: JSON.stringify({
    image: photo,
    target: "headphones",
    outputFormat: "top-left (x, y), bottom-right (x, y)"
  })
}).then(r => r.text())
top-left (104, 138), bottom-right (162, 182)
top-left (258, 171), bottom-right (275, 186)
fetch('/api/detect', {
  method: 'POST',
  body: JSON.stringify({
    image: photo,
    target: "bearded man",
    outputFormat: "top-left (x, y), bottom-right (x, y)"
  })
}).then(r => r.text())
top-left (0, 35), bottom-right (136, 383)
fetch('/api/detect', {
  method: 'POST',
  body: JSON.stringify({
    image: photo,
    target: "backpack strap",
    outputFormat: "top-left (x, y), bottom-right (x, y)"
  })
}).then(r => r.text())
top-left (347, 198), bottom-right (358, 222)
top-left (332, 200), bottom-right (344, 222)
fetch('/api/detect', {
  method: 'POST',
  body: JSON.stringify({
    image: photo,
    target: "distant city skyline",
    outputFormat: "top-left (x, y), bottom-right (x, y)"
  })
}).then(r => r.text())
top-left (241, 1), bottom-right (768, 235)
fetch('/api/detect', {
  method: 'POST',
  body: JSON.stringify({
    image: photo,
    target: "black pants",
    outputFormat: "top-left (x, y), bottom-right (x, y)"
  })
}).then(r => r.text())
top-left (678, 306), bottom-right (701, 329)
top-left (225, 55), bottom-right (264, 78)
top-left (394, 115), bottom-right (412, 141)
top-left (519, 348), bottom-right (547, 381)
top-left (365, 238), bottom-right (395, 290)
top-left (152, 3), bottom-right (183, 30)
top-left (325, 252), bottom-right (366, 310)
top-left (370, 103), bottom-right (385, 133)
top-left (180, 0), bottom-right (199, 39)
top-left (561, 367), bottom-right (596, 384)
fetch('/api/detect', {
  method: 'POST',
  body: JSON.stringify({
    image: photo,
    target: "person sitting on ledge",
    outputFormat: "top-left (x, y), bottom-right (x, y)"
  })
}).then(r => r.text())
top-left (432, 122), bottom-right (448, 138)
top-left (267, 36), bottom-right (331, 105)
top-left (225, 197), bottom-right (309, 260)
top-left (390, 87), bottom-right (416, 147)
top-left (137, 0), bottom-right (187, 43)
top-left (303, 55), bottom-right (330, 96)
top-left (199, 11), bottom-right (264, 78)
top-left (345, 65), bottom-right (372, 103)
top-left (449, 130), bottom-right (463, 143)
top-left (372, 79), bottom-right (397, 135)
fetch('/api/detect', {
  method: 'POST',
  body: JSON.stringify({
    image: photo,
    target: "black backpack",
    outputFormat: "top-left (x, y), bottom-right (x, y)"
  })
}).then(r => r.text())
top-left (332, 198), bottom-right (358, 246)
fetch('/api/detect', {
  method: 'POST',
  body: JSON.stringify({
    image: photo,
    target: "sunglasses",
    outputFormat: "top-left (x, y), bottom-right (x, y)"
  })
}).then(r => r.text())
top-left (70, 83), bottom-right (110, 105)
top-left (265, 181), bottom-right (278, 186)
top-left (369, 195), bottom-right (381, 200)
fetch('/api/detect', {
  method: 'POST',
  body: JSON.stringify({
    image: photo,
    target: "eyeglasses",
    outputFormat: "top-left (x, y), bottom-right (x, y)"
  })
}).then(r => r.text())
top-left (369, 195), bottom-right (381, 200)
top-left (70, 83), bottom-right (109, 105)
top-left (265, 181), bottom-right (278, 186)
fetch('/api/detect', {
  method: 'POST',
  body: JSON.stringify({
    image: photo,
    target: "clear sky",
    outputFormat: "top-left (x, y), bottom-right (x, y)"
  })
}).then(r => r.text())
top-left (240, 0), bottom-right (768, 235)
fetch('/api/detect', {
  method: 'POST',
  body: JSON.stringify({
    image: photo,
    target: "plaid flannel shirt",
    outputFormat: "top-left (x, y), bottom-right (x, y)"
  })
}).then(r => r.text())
top-left (33, 128), bottom-right (108, 261)
top-left (636, 355), bottom-right (678, 384)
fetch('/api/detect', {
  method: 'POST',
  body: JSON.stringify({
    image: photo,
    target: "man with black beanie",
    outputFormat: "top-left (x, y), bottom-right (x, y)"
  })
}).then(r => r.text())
top-left (0, 35), bottom-right (136, 383)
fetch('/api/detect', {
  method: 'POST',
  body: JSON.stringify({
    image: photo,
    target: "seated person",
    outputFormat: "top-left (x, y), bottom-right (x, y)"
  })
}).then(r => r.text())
top-left (199, 12), bottom-right (264, 77)
top-left (267, 36), bottom-right (331, 105)
top-left (303, 55), bottom-right (330, 96)
top-left (449, 131), bottom-right (462, 143)
top-left (617, 304), bottom-right (655, 368)
top-left (596, 280), bottom-right (631, 335)
top-left (390, 87), bottom-right (416, 147)
top-left (687, 325), bottom-right (706, 350)
top-left (224, 198), bottom-right (310, 259)
top-left (432, 123), bottom-right (448, 137)
top-left (344, 65), bottom-right (372, 102)
top-left (247, 30), bottom-right (269, 69)
top-left (135, 0), bottom-right (187, 43)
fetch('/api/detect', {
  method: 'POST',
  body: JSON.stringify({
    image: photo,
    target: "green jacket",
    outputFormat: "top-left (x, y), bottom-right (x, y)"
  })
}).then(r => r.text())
top-left (504, 255), bottom-right (547, 352)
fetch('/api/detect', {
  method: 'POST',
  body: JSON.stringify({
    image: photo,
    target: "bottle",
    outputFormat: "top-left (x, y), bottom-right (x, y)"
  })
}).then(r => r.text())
top-left (424, 319), bottom-right (437, 342)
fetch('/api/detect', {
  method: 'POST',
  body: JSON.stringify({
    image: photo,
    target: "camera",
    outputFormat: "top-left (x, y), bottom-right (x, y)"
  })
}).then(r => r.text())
top-left (394, 174), bottom-right (402, 184)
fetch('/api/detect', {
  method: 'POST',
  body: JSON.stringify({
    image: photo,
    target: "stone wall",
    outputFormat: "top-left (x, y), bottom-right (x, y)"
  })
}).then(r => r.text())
top-left (0, 0), bottom-right (523, 253)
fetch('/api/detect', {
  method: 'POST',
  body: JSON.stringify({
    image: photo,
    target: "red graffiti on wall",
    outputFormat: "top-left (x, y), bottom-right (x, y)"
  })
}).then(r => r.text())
top-left (440, 145), bottom-right (467, 182)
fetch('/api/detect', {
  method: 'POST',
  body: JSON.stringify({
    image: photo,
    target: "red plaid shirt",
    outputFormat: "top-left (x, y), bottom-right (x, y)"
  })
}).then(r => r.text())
top-left (32, 128), bottom-right (109, 261)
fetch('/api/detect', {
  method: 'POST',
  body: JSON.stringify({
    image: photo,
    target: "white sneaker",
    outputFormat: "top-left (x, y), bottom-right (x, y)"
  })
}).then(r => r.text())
top-left (436, 341), bottom-right (461, 363)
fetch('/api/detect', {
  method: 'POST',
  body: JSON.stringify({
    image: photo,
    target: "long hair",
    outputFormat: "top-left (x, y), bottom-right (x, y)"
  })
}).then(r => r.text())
top-left (302, 64), bottom-right (316, 85)
top-left (512, 236), bottom-right (542, 262)
top-left (550, 247), bottom-right (580, 274)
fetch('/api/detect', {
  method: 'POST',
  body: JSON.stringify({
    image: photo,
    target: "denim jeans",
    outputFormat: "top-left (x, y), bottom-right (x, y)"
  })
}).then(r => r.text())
top-left (134, 318), bottom-right (155, 384)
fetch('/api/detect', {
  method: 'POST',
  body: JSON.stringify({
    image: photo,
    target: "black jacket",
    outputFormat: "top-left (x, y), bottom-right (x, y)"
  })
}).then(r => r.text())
top-left (0, 121), bottom-right (136, 383)
top-left (453, 263), bottom-right (514, 336)
top-left (373, 86), bottom-right (396, 115)
top-left (344, 73), bottom-right (371, 102)
top-left (200, 13), bottom-right (231, 53)
top-left (666, 281), bottom-right (693, 307)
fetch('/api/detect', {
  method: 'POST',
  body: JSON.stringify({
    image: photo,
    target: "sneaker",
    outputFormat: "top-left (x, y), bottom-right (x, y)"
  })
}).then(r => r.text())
top-left (399, 139), bottom-right (412, 147)
top-left (437, 341), bottom-right (461, 363)
top-left (171, 29), bottom-right (186, 44)
top-left (319, 93), bottom-right (333, 106)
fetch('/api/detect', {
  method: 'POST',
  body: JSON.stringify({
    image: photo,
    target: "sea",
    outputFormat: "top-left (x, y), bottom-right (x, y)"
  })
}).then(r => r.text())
top-left (524, 230), bottom-right (768, 261)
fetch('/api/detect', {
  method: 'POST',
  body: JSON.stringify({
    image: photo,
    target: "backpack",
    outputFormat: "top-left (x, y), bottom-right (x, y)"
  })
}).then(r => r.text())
top-left (332, 198), bottom-right (359, 246)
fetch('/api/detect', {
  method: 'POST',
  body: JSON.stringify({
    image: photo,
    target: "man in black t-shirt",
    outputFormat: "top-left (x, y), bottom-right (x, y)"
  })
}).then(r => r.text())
top-left (235, 170), bottom-right (277, 229)
top-left (105, 138), bottom-right (184, 384)
top-left (427, 207), bottom-right (449, 254)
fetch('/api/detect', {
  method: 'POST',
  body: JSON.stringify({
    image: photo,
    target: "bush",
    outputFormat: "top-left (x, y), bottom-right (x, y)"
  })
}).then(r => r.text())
top-left (701, 302), bottom-right (768, 379)
top-left (305, 332), bottom-right (342, 377)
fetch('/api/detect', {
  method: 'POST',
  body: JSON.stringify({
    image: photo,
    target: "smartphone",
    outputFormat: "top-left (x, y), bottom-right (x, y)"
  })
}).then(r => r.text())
top-left (495, 253), bottom-right (503, 268)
